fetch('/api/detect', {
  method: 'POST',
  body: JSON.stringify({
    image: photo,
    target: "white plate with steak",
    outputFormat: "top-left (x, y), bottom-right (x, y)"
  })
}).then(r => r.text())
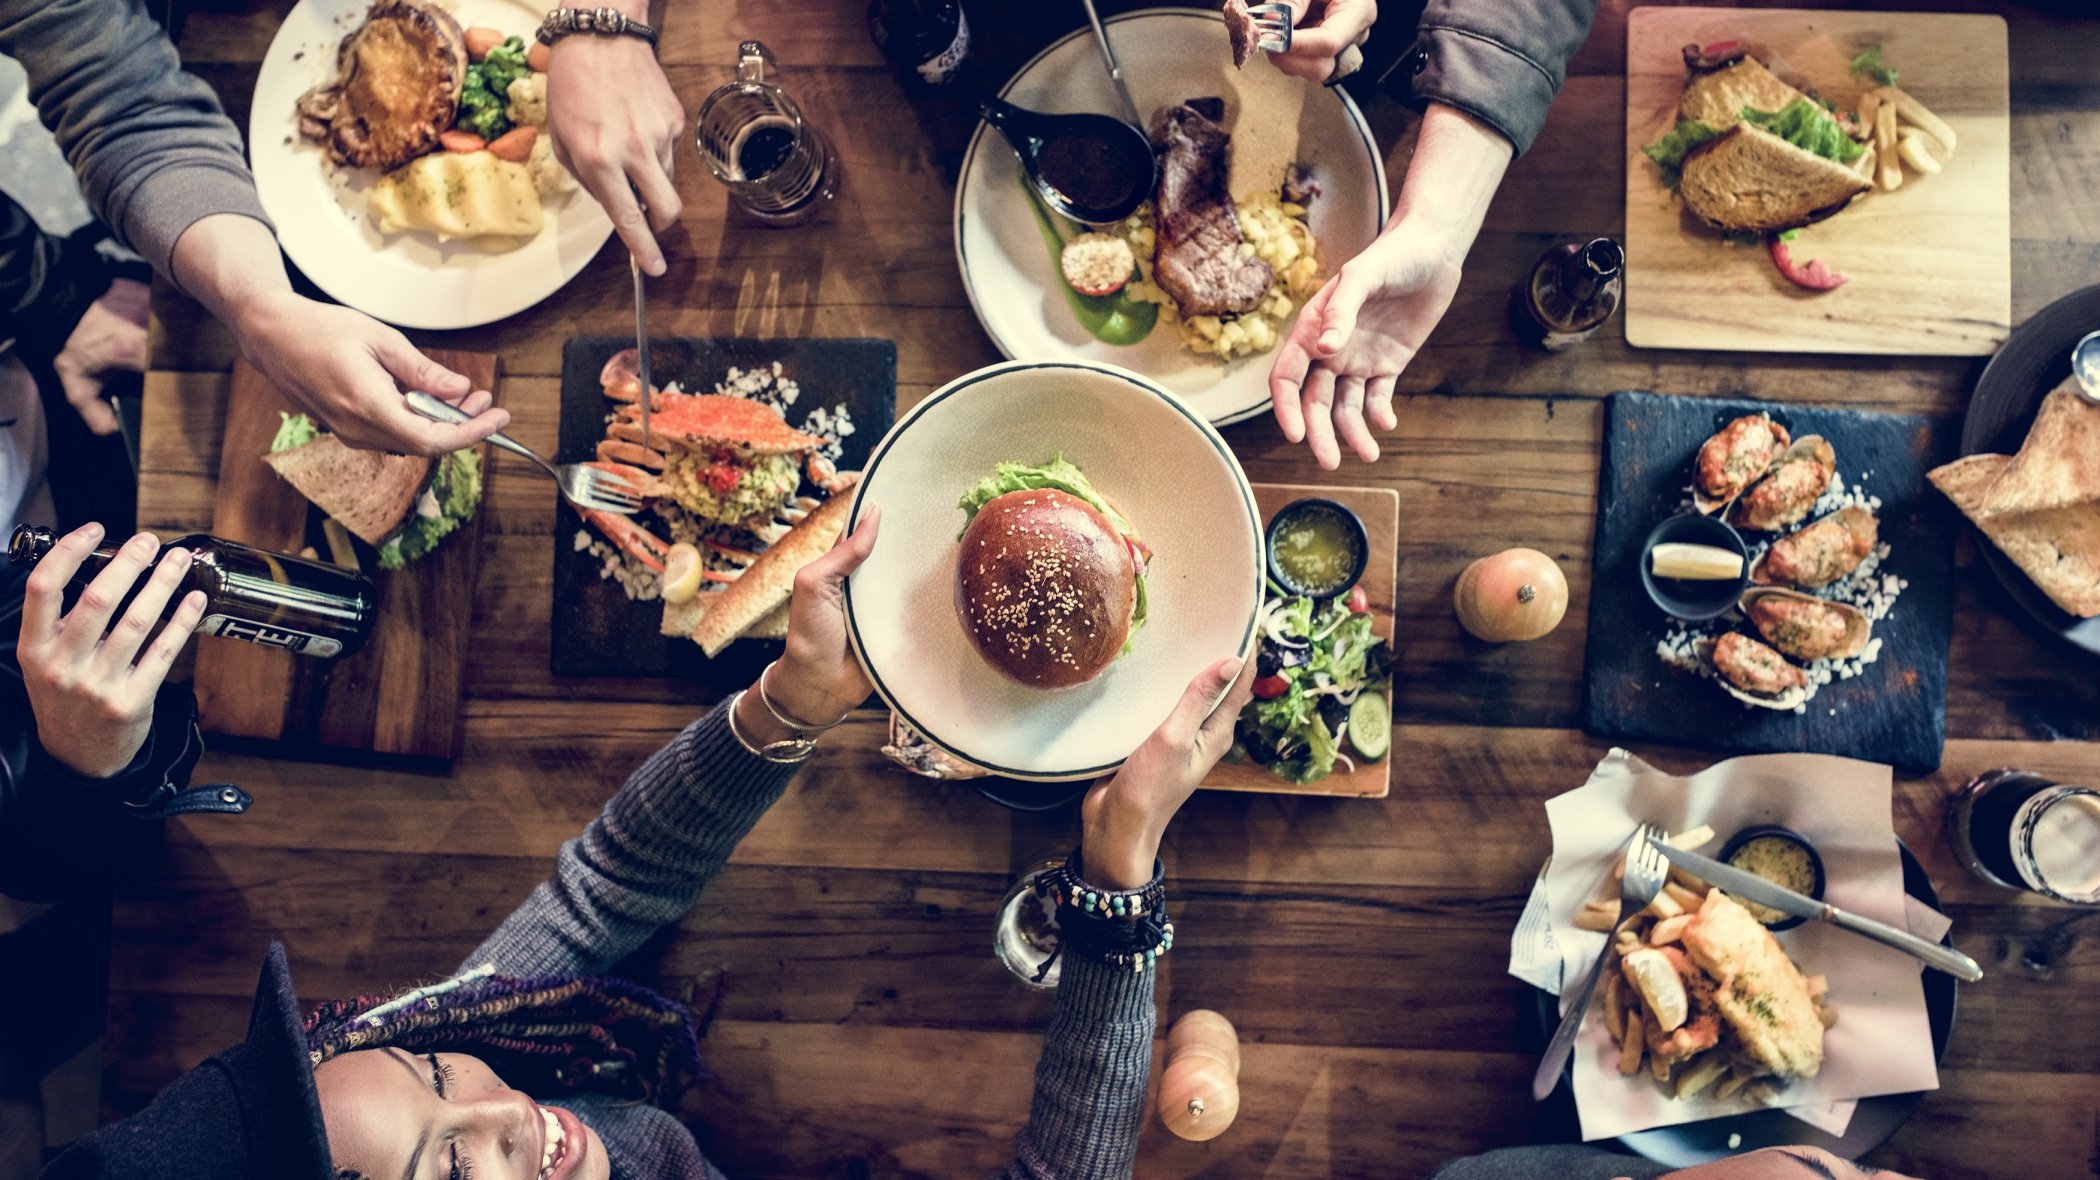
top-left (955, 7), bottom-right (1389, 426)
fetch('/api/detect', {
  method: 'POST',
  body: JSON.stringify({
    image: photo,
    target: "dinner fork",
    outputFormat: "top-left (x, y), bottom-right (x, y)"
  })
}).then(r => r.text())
top-left (1246, 2), bottom-right (1365, 83)
top-left (404, 391), bottom-right (643, 515)
top-left (1531, 822), bottom-right (1667, 1101)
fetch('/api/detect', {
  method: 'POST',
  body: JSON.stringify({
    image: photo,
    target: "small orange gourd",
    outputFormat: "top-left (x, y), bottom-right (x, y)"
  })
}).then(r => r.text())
top-left (1158, 1009), bottom-right (1241, 1141)
top-left (1453, 547), bottom-right (1569, 642)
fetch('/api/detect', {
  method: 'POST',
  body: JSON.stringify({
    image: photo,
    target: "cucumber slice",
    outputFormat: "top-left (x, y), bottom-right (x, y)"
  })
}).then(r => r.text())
top-left (1347, 692), bottom-right (1390, 761)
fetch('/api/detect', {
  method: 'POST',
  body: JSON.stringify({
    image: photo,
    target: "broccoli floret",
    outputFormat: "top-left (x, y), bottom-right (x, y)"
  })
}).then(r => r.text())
top-left (480, 37), bottom-right (531, 97)
top-left (456, 74), bottom-right (511, 140)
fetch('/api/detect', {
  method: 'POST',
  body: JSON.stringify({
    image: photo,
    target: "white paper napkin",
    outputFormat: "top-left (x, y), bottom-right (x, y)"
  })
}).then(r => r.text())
top-left (1507, 748), bottom-right (1941, 1141)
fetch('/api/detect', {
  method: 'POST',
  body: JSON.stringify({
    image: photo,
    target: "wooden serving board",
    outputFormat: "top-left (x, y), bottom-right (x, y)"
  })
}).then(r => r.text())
top-left (1623, 7), bottom-right (2010, 356)
top-left (190, 352), bottom-right (497, 760)
top-left (1202, 482), bottom-right (1398, 800)
top-left (1582, 391), bottom-right (1959, 773)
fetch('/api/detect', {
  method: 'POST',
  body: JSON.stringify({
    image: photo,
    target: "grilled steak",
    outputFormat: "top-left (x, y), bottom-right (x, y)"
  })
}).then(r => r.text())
top-left (1222, 0), bottom-right (1259, 68)
top-left (1151, 98), bottom-right (1272, 318)
top-left (297, 0), bottom-right (467, 171)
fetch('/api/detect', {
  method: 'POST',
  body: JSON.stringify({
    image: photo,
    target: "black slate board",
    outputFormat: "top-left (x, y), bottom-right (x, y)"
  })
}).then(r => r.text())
top-left (551, 337), bottom-right (896, 682)
top-left (1582, 391), bottom-right (1959, 773)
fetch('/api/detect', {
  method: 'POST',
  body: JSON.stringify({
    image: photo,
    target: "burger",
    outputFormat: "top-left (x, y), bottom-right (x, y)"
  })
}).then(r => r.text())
top-left (953, 455), bottom-right (1150, 689)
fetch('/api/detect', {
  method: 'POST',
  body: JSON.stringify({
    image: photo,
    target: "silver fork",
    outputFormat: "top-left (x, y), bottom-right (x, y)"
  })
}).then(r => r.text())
top-left (1246, 2), bottom-right (1294, 52)
top-left (1531, 822), bottom-right (1668, 1101)
top-left (404, 391), bottom-right (643, 515)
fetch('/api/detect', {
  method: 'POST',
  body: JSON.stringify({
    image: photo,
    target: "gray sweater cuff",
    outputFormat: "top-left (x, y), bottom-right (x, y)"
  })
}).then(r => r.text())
top-left (1007, 954), bottom-right (1157, 1177)
top-left (116, 161), bottom-right (273, 287)
top-left (1399, 24), bottom-right (1559, 155)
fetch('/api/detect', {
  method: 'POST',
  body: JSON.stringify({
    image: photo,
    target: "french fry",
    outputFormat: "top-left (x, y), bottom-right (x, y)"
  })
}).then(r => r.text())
top-left (1875, 101), bottom-right (1902, 190)
top-left (1674, 1050), bottom-right (1730, 1099)
top-left (1615, 927), bottom-right (1643, 953)
top-left (1666, 825), bottom-right (1716, 851)
top-left (1663, 882), bottom-right (1706, 913)
top-left (1856, 89), bottom-right (1882, 135)
top-left (1650, 914), bottom-right (1694, 946)
top-left (1603, 971), bottom-right (1626, 1037)
top-left (1713, 1070), bottom-right (1753, 1101)
top-left (1897, 131), bottom-right (1943, 175)
top-left (1805, 974), bottom-right (1829, 1002)
top-left (1852, 142), bottom-right (1878, 180)
top-left (1618, 1008), bottom-right (1646, 1076)
top-left (1819, 1001), bottom-right (1840, 1029)
top-left (1885, 84), bottom-right (1956, 153)
top-left (1649, 1042), bottom-right (1673, 1081)
top-left (1576, 900), bottom-right (1620, 932)
top-left (1644, 890), bottom-right (1685, 920)
top-left (1744, 1082), bottom-right (1782, 1107)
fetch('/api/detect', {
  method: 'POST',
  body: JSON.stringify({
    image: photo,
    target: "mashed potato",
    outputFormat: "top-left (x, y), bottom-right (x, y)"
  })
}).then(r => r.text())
top-left (369, 151), bottom-right (543, 240)
top-left (1118, 192), bottom-right (1321, 361)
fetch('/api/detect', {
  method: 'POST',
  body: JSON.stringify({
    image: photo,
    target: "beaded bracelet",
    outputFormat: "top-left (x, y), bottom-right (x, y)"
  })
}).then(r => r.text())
top-left (1032, 851), bottom-right (1174, 973)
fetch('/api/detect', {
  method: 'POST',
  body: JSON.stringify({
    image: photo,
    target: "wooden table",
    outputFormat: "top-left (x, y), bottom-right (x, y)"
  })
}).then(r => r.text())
top-left (123, 2), bottom-right (2100, 1176)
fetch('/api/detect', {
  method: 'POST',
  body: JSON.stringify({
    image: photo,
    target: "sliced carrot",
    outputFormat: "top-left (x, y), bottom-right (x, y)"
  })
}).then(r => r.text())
top-left (527, 41), bottom-right (551, 71)
top-left (464, 27), bottom-right (506, 60)
top-left (439, 130), bottom-right (487, 153)
top-left (487, 126), bottom-right (538, 163)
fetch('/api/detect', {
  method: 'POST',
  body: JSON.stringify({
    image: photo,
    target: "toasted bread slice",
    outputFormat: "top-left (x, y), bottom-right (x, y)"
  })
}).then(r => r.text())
top-left (1932, 451), bottom-right (2100, 618)
top-left (1679, 124), bottom-right (1871, 233)
top-left (690, 480), bottom-right (859, 657)
top-left (1680, 57), bottom-right (1806, 132)
top-left (1976, 381), bottom-right (2100, 517)
top-left (263, 436), bottom-right (432, 546)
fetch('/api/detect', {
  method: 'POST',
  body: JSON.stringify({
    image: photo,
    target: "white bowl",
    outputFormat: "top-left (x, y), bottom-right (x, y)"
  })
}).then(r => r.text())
top-left (955, 7), bottom-right (1391, 426)
top-left (248, 0), bottom-right (614, 329)
top-left (844, 360), bottom-right (1263, 781)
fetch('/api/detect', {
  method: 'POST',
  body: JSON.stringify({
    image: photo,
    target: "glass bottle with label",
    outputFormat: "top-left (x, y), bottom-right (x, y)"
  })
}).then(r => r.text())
top-left (1948, 769), bottom-right (2100, 904)
top-left (1512, 237), bottom-right (1624, 351)
top-left (9, 525), bottom-right (375, 659)
top-left (868, 0), bottom-right (971, 88)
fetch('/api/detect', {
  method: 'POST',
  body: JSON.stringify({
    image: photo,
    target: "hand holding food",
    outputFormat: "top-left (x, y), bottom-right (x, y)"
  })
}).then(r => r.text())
top-left (765, 507), bottom-right (880, 729)
top-left (16, 525), bottom-right (208, 779)
top-left (545, 19), bottom-right (685, 275)
top-left (1080, 655), bottom-right (1255, 889)
top-left (1252, 0), bottom-right (1376, 84)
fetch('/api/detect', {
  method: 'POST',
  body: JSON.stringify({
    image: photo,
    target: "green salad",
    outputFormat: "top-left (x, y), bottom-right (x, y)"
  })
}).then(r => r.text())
top-left (1237, 590), bottom-right (1394, 784)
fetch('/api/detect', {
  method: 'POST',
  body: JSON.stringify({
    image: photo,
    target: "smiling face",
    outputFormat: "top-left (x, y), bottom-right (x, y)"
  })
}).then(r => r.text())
top-left (313, 1048), bottom-right (607, 1180)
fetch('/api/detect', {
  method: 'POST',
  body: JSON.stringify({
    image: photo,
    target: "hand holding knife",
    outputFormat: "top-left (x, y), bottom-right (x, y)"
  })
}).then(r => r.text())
top-left (1655, 843), bottom-right (1983, 982)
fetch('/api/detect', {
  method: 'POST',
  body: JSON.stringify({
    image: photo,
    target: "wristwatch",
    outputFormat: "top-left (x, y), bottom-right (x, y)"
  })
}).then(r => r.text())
top-left (537, 6), bottom-right (659, 48)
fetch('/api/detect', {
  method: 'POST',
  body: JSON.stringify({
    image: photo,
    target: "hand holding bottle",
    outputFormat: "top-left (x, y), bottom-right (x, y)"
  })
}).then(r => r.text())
top-left (16, 525), bottom-right (207, 778)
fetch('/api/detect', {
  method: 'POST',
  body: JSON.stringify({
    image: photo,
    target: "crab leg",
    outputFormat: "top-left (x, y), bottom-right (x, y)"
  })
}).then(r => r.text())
top-left (596, 438), bottom-right (669, 471)
top-left (582, 508), bottom-right (670, 573)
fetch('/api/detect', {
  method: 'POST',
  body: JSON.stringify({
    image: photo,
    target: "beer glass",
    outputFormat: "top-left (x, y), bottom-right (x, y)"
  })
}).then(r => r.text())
top-left (695, 40), bottom-right (838, 225)
top-left (1949, 770), bottom-right (2100, 904)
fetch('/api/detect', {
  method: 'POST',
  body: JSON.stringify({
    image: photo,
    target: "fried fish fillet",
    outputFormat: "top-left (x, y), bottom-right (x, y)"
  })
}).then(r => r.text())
top-left (1680, 891), bottom-right (1824, 1080)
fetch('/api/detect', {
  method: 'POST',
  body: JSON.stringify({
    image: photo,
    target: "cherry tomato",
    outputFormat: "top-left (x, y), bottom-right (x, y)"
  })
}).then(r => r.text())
top-left (1346, 585), bottom-right (1370, 614)
top-left (1251, 674), bottom-right (1290, 700)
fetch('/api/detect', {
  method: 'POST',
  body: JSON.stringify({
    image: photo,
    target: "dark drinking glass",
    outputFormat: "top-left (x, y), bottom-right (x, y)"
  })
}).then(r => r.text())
top-left (696, 41), bottom-right (838, 226)
top-left (10, 524), bottom-right (376, 659)
top-left (1948, 769), bottom-right (2100, 904)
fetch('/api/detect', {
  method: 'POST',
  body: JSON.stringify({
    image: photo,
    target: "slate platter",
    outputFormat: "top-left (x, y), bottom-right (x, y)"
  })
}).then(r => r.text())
top-left (551, 337), bottom-right (896, 683)
top-left (1583, 391), bottom-right (1959, 773)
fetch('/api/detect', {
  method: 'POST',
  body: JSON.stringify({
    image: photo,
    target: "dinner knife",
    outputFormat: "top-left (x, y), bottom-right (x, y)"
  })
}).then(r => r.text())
top-left (630, 256), bottom-right (652, 452)
top-left (1655, 844), bottom-right (1982, 982)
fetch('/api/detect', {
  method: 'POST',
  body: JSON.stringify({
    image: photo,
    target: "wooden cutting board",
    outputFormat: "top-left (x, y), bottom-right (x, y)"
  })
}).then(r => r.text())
top-left (191, 352), bottom-right (497, 760)
top-left (1623, 7), bottom-right (2010, 355)
top-left (1201, 482), bottom-right (1398, 800)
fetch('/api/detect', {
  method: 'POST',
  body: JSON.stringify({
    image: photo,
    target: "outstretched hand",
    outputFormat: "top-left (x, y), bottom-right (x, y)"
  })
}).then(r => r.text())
top-left (1268, 224), bottom-right (1461, 467)
top-left (17, 524), bottom-right (207, 778)
top-left (767, 506), bottom-right (881, 728)
top-left (1080, 655), bottom-right (1257, 889)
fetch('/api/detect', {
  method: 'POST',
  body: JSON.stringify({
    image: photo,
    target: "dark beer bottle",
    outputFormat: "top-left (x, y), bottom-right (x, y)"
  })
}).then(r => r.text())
top-left (868, 0), bottom-right (971, 88)
top-left (9, 525), bottom-right (375, 659)
top-left (1513, 237), bottom-right (1625, 351)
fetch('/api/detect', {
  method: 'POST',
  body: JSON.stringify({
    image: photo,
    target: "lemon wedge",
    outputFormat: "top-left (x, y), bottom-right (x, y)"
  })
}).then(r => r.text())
top-left (661, 543), bottom-right (704, 604)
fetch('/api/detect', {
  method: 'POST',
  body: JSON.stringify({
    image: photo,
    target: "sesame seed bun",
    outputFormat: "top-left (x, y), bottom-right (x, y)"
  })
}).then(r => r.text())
top-left (955, 489), bottom-right (1137, 688)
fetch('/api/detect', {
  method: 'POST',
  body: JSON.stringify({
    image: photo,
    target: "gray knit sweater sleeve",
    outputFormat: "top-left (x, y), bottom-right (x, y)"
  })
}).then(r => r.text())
top-left (0, 0), bottom-right (272, 281)
top-left (460, 699), bottom-right (1162, 1178)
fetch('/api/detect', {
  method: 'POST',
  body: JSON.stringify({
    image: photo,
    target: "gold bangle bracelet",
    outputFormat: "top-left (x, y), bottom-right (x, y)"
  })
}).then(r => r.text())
top-left (725, 690), bottom-right (817, 764)
top-left (757, 661), bottom-right (845, 733)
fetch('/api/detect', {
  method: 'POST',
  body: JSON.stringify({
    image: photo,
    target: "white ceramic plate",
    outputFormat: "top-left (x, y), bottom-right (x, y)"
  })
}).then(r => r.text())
top-left (844, 360), bottom-right (1263, 781)
top-left (249, 0), bottom-right (614, 330)
top-left (955, 7), bottom-right (1390, 427)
